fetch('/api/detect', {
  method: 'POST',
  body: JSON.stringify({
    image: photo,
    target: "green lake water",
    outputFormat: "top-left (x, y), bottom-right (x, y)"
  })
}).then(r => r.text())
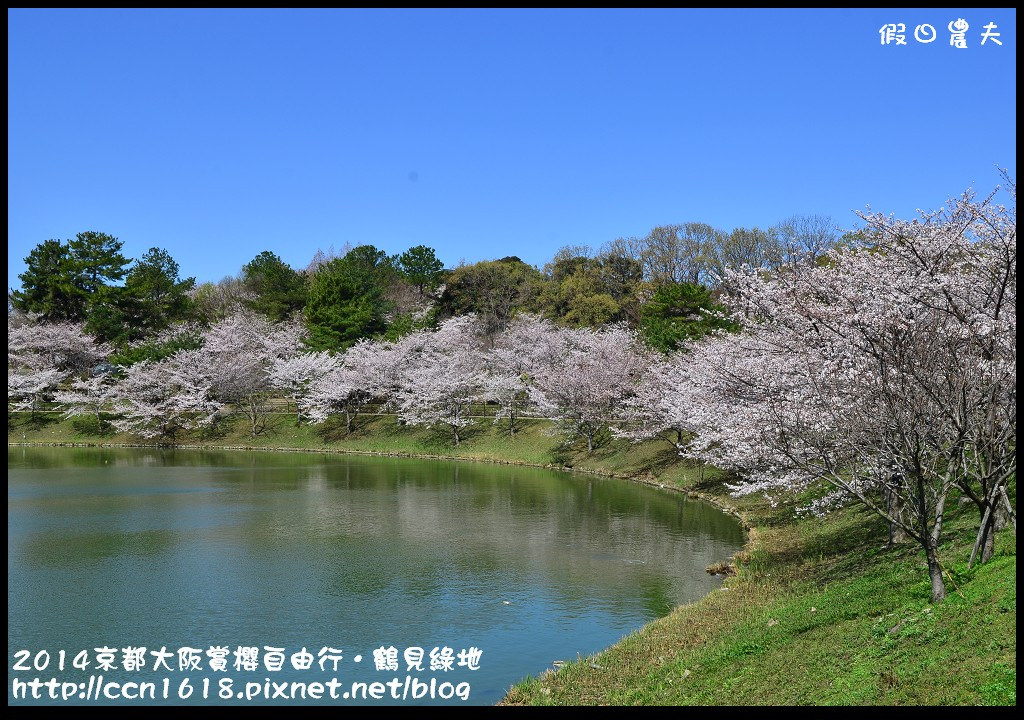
top-left (8, 446), bottom-right (744, 705)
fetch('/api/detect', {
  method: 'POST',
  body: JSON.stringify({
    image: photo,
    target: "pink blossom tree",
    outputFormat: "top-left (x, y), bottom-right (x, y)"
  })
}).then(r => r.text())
top-left (8, 318), bottom-right (111, 373)
top-left (852, 181), bottom-right (1017, 568)
top-left (8, 316), bottom-right (108, 421)
top-left (300, 357), bottom-right (373, 434)
top-left (54, 374), bottom-right (120, 432)
top-left (346, 336), bottom-right (415, 416)
top-left (268, 351), bottom-right (337, 425)
top-left (678, 182), bottom-right (1016, 602)
top-left (202, 311), bottom-right (303, 436)
top-left (395, 316), bottom-right (486, 445)
top-left (8, 367), bottom-right (67, 420)
top-left (109, 350), bottom-right (222, 441)
top-left (531, 325), bottom-right (650, 452)
top-left (613, 353), bottom-right (699, 449)
top-left (482, 314), bottom-right (565, 436)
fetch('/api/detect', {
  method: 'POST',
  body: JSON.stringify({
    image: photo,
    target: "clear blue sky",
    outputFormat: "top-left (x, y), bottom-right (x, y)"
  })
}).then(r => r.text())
top-left (8, 8), bottom-right (1017, 290)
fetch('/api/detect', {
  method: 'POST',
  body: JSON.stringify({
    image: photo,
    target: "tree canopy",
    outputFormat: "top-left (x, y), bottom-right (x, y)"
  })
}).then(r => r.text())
top-left (303, 245), bottom-right (397, 350)
top-left (241, 250), bottom-right (307, 321)
top-left (398, 245), bottom-right (445, 294)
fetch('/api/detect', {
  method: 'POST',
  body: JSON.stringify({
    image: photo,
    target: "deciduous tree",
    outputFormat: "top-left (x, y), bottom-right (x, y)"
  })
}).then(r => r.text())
top-left (531, 325), bottom-right (649, 452)
top-left (269, 351), bottom-right (337, 425)
top-left (678, 183), bottom-right (1016, 601)
top-left (203, 311), bottom-right (303, 436)
top-left (395, 316), bottom-right (485, 445)
top-left (109, 351), bottom-right (222, 441)
top-left (54, 374), bottom-right (120, 432)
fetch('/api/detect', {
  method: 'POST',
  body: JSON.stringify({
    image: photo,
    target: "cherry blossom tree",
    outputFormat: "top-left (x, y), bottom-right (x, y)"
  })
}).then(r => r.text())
top-left (364, 332), bottom-right (428, 415)
top-left (8, 367), bottom-right (66, 419)
top-left (8, 318), bottom-right (111, 373)
top-left (481, 371), bottom-right (527, 436)
top-left (54, 374), bottom-right (120, 432)
top-left (202, 311), bottom-right (303, 436)
top-left (678, 182), bottom-right (1016, 602)
top-left (531, 325), bottom-right (650, 452)
top-left (300, 356), bottom-right (373, 434)
top-left (395, 316), bottom-right (486, 445)
top-left (109, 350), bottom-right (222, 441)
top-left (854, 181), bottom-right (1016, 567)
top-left (681, 307), bottom-right (959, 602)
top-left (482, 314), bottom-right (565, 436)
top-left (613, 353), bottom-right (698, 449)
top-left (7, 316), bottom-right (108, 422)
top-left (269, 351), bottom-right (337, 425)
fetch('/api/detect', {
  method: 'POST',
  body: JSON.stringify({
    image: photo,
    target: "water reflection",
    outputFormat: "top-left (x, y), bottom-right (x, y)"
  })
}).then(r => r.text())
top-left (9, 447), bottom-right (743, 705)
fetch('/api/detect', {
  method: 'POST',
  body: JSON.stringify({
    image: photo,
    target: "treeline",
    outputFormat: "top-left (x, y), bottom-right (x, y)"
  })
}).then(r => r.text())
top-left (9, 215), bottom-right (843, 357)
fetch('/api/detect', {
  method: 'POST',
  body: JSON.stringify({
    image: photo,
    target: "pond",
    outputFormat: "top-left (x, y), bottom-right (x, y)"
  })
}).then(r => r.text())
top-left (7, 446), bottom-right (744, 705)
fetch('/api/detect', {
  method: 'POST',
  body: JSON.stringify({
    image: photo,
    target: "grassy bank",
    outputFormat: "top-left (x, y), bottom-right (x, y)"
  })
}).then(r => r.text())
top-left (8, 411), bottom-right (1017, 705)
top-left (505, 493), bottom-right (1015, 705)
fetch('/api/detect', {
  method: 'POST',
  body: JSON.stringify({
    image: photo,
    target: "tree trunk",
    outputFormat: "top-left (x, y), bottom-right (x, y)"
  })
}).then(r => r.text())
top-left (969, 489), bottom-right (1012, 567)
top-left (884, 476), bottom-right (912, 545)
top-left (925, 542), bottom-right (946, 603)
top-left (924, 492), bottom-right (948, 603)
top-left (880, 483), bottom-right (913, 544)
top-left (994, 495), bottom-right (1012, 533)
top-left (1000, 486), bottom-right (1016, 531)
top-left (453, 425), bottom-right (460, 446)
top-left (981, 509), bottom-right (996, 564)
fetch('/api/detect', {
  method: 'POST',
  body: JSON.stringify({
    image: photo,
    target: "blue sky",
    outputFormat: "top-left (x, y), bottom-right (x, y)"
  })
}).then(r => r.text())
top-left (8, 8), bottom-right (1017, 290)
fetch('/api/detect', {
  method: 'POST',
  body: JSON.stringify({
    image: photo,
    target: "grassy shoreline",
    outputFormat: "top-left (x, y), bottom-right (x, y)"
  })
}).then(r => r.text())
top-left (8, 412), bottom-right (1016, 705)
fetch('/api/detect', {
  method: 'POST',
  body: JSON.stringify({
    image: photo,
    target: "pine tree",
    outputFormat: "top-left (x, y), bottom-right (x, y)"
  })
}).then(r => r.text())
top-left (11, 239), bottom-right (79, 320)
